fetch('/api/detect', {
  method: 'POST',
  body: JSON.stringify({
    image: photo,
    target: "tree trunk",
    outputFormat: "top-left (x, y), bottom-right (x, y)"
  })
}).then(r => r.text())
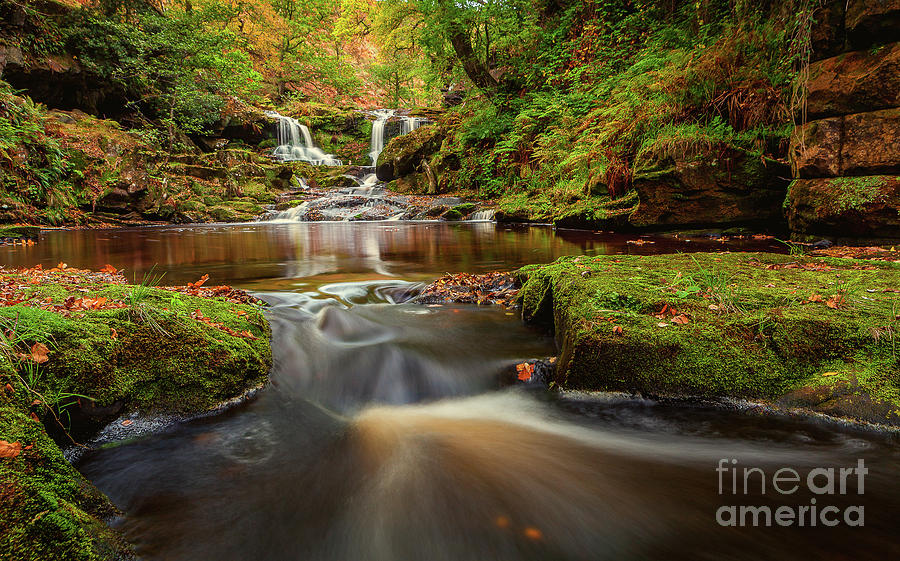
top-left (446, 18), bottom-right (499, 97)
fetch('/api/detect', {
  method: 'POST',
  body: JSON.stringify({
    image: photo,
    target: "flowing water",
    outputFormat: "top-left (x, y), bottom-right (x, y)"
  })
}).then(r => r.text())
top-left (268, 112), bottom-right (343, 166)
top-left (4, 223), bottom-right (899, 560)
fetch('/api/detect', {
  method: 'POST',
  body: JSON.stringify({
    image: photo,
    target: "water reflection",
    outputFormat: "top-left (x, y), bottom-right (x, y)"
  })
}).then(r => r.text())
top-left (0, 223), bottom-right (785, 291)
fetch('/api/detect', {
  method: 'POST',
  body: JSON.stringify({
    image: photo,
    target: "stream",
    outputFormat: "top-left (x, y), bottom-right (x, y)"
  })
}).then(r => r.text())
top-left (4, 223), bottom-right (899, 560)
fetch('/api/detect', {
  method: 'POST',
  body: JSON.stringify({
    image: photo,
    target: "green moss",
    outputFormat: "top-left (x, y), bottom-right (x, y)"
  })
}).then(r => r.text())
top-left (0, 226), bottom-right (40, 239)
top-left (449, 203), bottom-right (476, 216)
top-left (442, 209), bottom-right (463, 221)
top-left (821, 176), bottom-right (893, 213)
top-left (518, 253), bottom-right (900, 424)
top-left (0, 395), bottom-right (129, 561)
top-left (0, 272), bottom-right (272, 559)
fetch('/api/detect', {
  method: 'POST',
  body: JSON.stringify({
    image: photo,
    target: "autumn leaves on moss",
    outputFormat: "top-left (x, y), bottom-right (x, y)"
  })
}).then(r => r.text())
top-left (517, 252), bottom-right (900, 425)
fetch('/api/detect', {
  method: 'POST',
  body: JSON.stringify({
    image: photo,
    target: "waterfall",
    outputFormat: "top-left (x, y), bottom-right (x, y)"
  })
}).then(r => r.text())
top-left (466, 209), bottom-right (496, 222)
top-left (400, 116), bottom-right (425, 136)
top-left (369, 109), bottom-right (394, 165)
top-left (369, 110), bottom-right (432, 165)
top-left (267, 111), bottom-right (343, 166)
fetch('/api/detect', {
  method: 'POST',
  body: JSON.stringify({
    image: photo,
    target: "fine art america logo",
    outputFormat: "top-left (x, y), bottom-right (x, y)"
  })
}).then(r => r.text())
top-left (716, 459), bottom-right (867, 527)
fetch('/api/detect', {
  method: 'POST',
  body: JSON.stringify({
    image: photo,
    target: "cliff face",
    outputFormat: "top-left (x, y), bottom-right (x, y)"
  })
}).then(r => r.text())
top-left (787, 0), bottom-right (900, 240)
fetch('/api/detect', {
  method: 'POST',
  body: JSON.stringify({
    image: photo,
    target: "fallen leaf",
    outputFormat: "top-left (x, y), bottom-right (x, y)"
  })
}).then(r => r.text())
top-left (110, 328), bottom-right (118, 339)
top-left (3, 383), bottom-right (12, 394)
top-left (708, 304), bottom-right (720, 311)
top-left (29, 412), bottom-right (39, 422)
top-left (612, 325), bottom-right (624, 336)
top-left (523, 527), bottom-right (543, 540)
top-left (57, 262), bottom-right (68, 270)
top-left (188, 274), bottom-right (210, 289)
top-left (825, 296), bottom-right (844, 309)
top-left (100, 264), bottom-right (118, 274)
top-left (671, 314), bottom-right (690, 325)
top-left (0, 440), bottom-right (22, 458)
top-left (657, 322), bottom-right (669, 328)
top-left (821, 371), bottom-right (840, 377)
top-left (808, 294), bottom-right (824, 303)
top-left (121, 419), bottom-right (133, 427)
top-left (30, 343), bottom-right (50, 364)
top-left (515, 362), bottom-right (535, 381)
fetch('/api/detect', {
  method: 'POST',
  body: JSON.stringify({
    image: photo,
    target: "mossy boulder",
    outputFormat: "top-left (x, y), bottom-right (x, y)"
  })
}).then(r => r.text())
top-left (375, 124), bottom-right (442, 183)
top-left (0, 270), bottom-right (272, 560)
top-left (786, 176), bottom-right (900, 240)
top-left (0, 397), bottom-right (131, 561)
top-left (629, 147), bottom-right (790, 229)
top-left (517, 253), bottom-right (900, 425)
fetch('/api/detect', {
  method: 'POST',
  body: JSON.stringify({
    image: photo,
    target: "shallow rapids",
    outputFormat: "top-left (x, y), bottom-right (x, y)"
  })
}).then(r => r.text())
top-left (8, 222), bottom-right (896, 560)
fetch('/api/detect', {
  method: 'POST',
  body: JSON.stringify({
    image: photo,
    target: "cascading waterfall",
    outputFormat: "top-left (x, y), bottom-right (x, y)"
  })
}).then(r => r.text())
top-left (369, 110), bottom-right (431, 165)
top-left (368, 109), bottom-right (394, 165)
top-left (400, 115), bottom-right (425, 135)
top-left (267, 111), bottom-right (343, 166)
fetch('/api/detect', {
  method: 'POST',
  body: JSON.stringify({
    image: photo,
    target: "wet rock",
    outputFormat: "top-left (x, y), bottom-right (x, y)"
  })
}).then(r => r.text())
top-left (629, 147), bottom-right (790, 228)
top-left (792, 108), bottom-right (900, 178)
top-left (786, 176), bottom-right (900, 239)
top-left (807, 42), bottom-right (900, 119)
top-left (504, 358), bottom-right (557, 387)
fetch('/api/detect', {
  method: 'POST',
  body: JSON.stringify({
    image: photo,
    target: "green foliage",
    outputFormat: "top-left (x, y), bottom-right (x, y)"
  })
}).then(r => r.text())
top-left (63, 4), bottom-right (261, 143)
top-left (0, 81), bottom-right (85, 223)
top-left (413, 1), bottom-right (797, 221)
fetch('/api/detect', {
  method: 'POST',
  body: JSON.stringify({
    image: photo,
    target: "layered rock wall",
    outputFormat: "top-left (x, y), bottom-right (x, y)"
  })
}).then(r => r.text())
top-left (787, 0), bottom-right (900, 239)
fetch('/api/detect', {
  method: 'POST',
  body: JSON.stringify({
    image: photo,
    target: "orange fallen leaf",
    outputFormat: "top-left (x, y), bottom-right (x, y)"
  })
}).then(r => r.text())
top-left (808, 294), bottom-right (824, 303)
top-left (515, 362), bottom-right (535, 381)
top-left (612, 325), bottom-right (624, 336)
top-left (30, 343), bottom-right (49, 364)
top-left (671, 314), bottom-right (690, 325)
top-left (825, 296), bottom-right (844, 309)
top-left (100, 264), bottom-right (118, 274)
top-left (29, 412), bottom-right (39, 422)
top-left (110, 328), bottom-right (118, 339)
top-left (121, 419), bottom-right (133, 426)
top-left (523, 527), bottom-right (543, 540)
top-left (188, 274), bottom-right (210, 289)
top-left (3, 383), bottom-right (12, 394)
top-left (0, 440), bottom-right (22, 459)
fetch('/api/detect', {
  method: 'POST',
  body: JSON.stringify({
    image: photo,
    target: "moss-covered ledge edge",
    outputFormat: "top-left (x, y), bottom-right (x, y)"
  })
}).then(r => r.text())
top-left (516, 252), bottom-right (900, 427)
top-left (0, 269), bottom-right (272, 561)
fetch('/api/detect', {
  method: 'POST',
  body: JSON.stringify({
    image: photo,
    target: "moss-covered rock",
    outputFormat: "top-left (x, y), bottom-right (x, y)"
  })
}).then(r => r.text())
top-left (0, 269), bottom-right (272, 560)
top-left (629, 147), bottom-right (790, 229)
top-left (786, 176), bottom-right (900, 240)
top-left (0, 395), bottom-right (130, 561)
top-left (375, 124), bottom-right (442, 183)
top-left (517, 252), bottom-right (900, 425)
